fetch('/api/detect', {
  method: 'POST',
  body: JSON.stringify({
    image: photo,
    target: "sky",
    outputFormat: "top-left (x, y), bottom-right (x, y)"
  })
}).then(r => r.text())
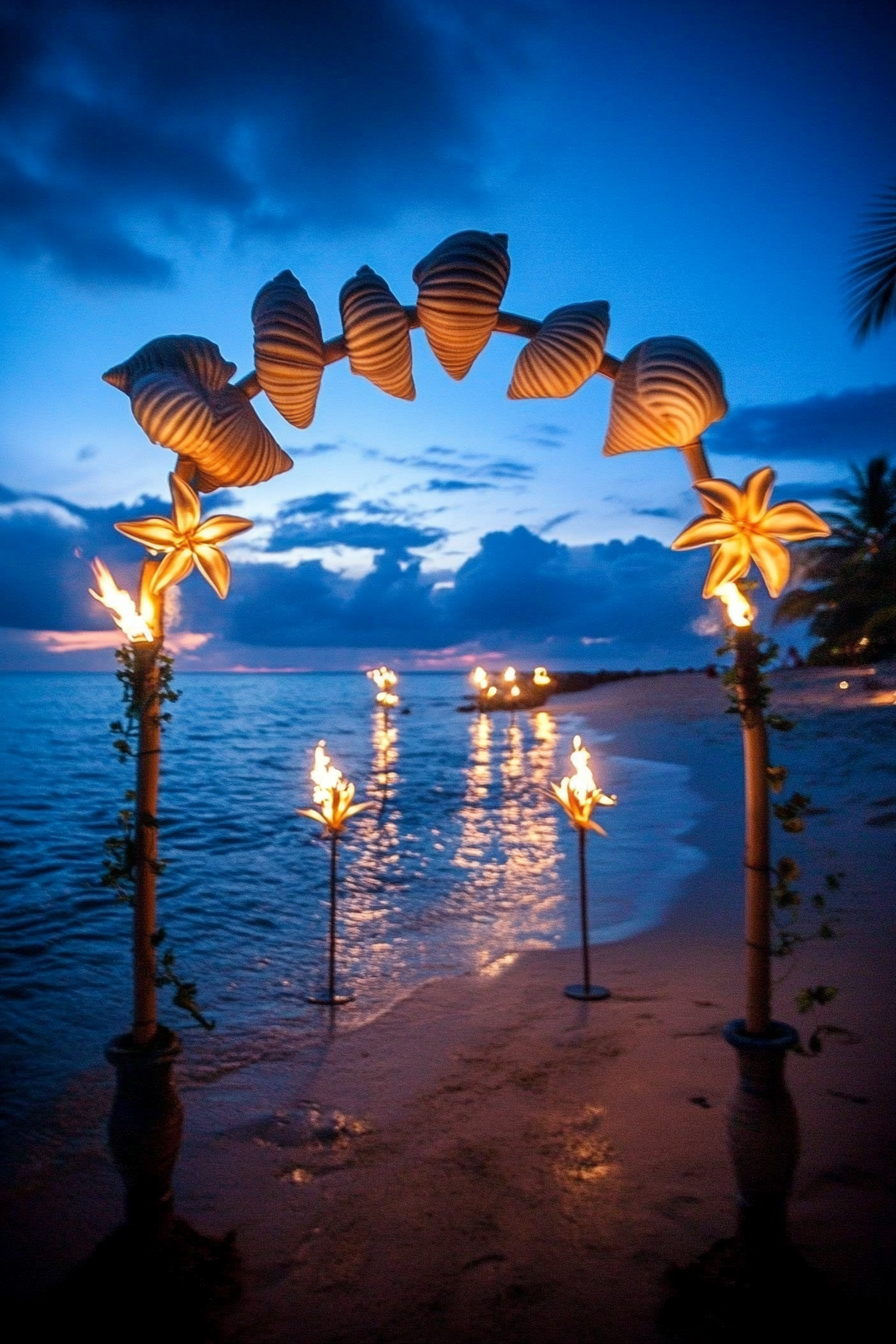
top-left (1, 0), bottom-right (894, 672)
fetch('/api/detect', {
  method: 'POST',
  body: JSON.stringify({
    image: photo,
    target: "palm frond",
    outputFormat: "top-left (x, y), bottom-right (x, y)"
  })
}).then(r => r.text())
top-left (845, 179), bottom-right (896, 342)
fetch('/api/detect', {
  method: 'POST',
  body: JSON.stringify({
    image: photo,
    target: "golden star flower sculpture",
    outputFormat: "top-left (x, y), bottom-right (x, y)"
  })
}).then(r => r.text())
top-left (298, 741), bottom-right (373, 834)
top-left (670, 467), bottom-right (830, 598)
top-left (549, 735), bottom-right (617, 834)
top-left (114, 473), bottom-right (253, 598)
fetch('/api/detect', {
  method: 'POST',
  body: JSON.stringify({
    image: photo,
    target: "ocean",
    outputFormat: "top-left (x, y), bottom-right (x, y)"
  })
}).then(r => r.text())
top-left (0, 671), bottom-right (704, 1153)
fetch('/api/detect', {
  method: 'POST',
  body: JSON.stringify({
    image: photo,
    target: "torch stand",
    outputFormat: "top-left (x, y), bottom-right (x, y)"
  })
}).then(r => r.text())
top-left (725, 626), bottom-right (799, 1259)
top-left (106, 589), bottom-right (185, 1235)
top-left (564, 828), bottom-right (610, 1002)
top-left (307, 832), bottom-right (354, 1006)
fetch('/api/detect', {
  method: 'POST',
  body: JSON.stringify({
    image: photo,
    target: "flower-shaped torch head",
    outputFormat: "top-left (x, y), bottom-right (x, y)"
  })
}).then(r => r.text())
top-left (670, 467), bottom-right (830, 599)
top-left (367, 666), bottom-right (399, 707)
top-left (114, 473), bottom-right (253, 599)
top-left (297, 741), bottom-right (373, 835)
top-left (549, 735), bottom-right (617, 834)
top-left (548, 736), bottom-right (617, 827)
top-left (89, 558), bottom-right (158, 642)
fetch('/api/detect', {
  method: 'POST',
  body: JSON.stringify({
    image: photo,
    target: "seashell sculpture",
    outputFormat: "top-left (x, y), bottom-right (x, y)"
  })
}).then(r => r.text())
top-left (508, 301), bottom-right (610, 400)
top-left (252, 270), bottom-right (324, 428)
top-left (103, 335), bottom-right (236, 396)
top-left (602, 336), bottom-right (728, 456)
top-left (339, 266), bottom-right (415, 400)
top-left (412, 231), bottom-right (510, 380)
top-left (104, 335), bottom-right (292, 492)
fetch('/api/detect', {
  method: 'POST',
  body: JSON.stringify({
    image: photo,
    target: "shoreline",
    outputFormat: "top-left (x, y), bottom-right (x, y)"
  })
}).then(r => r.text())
top-left (2, 667), bottom-right (894, 1339)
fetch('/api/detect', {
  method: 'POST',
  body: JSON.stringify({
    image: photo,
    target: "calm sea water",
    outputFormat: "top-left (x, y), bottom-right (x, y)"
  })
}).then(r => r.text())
top-left (0, 672), bottom-right (704, 1149)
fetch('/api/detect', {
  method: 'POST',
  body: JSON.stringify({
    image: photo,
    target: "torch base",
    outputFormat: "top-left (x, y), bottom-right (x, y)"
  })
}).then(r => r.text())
top-left (564, 984), bottom-right (610, 1001)
top-left (306, 993), bottom-right (355, 1006)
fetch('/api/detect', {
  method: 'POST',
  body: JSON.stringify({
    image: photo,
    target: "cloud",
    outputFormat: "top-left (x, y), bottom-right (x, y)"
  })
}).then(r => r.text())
top-left (513, 423), bottom-right (571, 449)
top-left (705, 384), bottom-right (896, 463)
top-left (0, 0), bottom-right (540, 284)
top-left (539, 511), bottom-right (579, 532)
top-left (425, 479), bottom-right (497, 492)
top-left (285, 442), bottom-right (339, 459)
top-left (264, 492), bottom-right (445, 557)
top-left (631, 505), bottom-right (681, 518)
top-left (1, 481), bottom-right (722, 665)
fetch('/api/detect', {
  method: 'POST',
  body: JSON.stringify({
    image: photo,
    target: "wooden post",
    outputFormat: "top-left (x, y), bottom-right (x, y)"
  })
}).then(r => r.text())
top-left (132, 561), bottom-right (163, 1046)
top-left (734, 628), bottom-right (772, 1036)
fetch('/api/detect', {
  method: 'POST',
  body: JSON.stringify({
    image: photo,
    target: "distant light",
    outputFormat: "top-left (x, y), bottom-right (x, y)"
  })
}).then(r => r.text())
top-left (503, 666), bottom-right (517, 682)
top-left (839, 680), bottom-right (849, 690)
top-left (487, 686), bottom-right (498, 698)
top-left (510, 684), bottom-right (520, 698)
top-left (533, 666), bottom-right (551, 686)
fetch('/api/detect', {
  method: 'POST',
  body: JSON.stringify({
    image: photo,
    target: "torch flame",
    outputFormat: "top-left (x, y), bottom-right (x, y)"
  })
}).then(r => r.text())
top-left (503, 666), bottom-right (517, 683)
top-left (367, 665), bottom-right (398, 691)
top-left (549, 734), bottom-right (617, 833)
top-left (471, 666), bottom-right (489, 689)
top-left (510, 684), bottom-right (520, 698)
top-left (533, 666), bottom-right (551, 686)
top-left (298, 740), bottom-right (373, 833)
top-left (89, 558), bottom-right (156, 642)
top-left (487, 686), bottom-right (498, 698)
top-left (715, 581), bottom-right (753, 628)
top-left (376, 691), bottom-right (400, 708)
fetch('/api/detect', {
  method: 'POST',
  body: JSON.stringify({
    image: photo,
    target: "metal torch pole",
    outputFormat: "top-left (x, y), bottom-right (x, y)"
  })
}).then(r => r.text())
top-left (328, 830), bottom-right (338, 1004)
top-left (132, 560), bottom-right (163, 1046)
top-left (578, 827), bottom-right (592, 995)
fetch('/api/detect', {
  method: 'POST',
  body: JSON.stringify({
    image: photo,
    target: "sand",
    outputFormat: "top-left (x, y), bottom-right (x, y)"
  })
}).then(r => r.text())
top-left (3, 665), bottom-right (895, 1341)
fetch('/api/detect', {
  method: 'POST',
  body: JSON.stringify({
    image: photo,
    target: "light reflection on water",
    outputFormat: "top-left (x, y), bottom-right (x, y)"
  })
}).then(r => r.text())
top-left (0, 672), bottom-right (704, 1147)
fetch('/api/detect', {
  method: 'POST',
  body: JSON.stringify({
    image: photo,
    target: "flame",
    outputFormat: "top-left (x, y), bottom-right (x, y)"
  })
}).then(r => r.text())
top-left (533, 666), bottom-right (551, 686)
top-left (503, 666), bottom-right (517, 683)
top-left (549, 734), bottom-right (617, 833)
top-left (510, 684), bottom-right (520, 698)
top-left (367, 665), bottom-right (398, 692)
top-left (298, 740), bottom-right (372, 833)
top-left (471, 666), bottom-right (489, 689)
top-left (487, 686), bottom-right (498, 699)
top-left (715, 581), bottom-right (753, 628)
top-left (89, 558), bottom-right (156, 642)
top-left (376, 691), bottom-right (400, 708)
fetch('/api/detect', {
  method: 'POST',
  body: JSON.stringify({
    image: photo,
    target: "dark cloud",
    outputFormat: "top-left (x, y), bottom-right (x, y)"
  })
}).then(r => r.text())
top-left (0, 0), bottom-right (539, 284)
top-left (0, 487), bottom-right (174, 629)
top-left (264, 492), bottom-right (445, 557)
top-left (1, 483), bottom-right (720, 664)
top-left (631, 505), bottom-right (681, 518)
top-left (705, 385), bottom-right (896, 463)
top-left (286, 442), bottom-right (339, 459)
top-left (539, 511), bottom-right (578, 532)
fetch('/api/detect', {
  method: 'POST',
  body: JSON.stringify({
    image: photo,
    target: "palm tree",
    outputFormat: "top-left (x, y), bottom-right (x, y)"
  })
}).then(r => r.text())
top-left (845, 178), bottom-right (896, 342)
top-left (775, 456), bottom-right (896, 664)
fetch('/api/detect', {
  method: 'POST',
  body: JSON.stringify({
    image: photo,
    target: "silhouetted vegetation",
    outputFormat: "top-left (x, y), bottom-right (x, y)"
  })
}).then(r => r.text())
top-left (775, 456), bottom-right (896, 664)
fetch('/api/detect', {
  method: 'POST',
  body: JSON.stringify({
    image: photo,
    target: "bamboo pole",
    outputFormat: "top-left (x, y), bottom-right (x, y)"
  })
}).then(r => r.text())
top-left (679, 440), bottom-right (772, 1037)
top-left (132, 561), bottom-right (163, 1046)
top-left (734, 629), bottom-right (772, 1035)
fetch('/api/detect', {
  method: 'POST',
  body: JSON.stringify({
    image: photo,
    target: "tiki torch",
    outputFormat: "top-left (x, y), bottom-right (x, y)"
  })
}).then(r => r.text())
top-left (298, 741), bottom-right (373, 1006)
top-left (367, 665), bottom-right (400, 724)
top-left (549, 735), bottom-right (617, 1001)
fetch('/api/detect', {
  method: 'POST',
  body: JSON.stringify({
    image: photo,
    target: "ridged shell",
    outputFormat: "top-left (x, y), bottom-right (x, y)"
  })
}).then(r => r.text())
top-left (412, 231), bottom-right (510, 380)
top-left (103, 336), bottom-right (236, 395)
top-left (602, 337), bottom-right (728, 456)
top-left (129, 370), bottom-right (292, 492)
top-left (131, 372), bottom-right (214, 455)
top-left (197, 384), bottom-right (291, 491)
top-left (508, 301), bottom-right (609, 400)
top-left (252, 270), bottom-right (324, 428)
top-left (339, 266), bottom-right (414, 400)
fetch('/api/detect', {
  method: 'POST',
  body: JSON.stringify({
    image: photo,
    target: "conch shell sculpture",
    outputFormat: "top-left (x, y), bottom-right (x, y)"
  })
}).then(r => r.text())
top-left (413, 230), bottom-right (510, 379)
top-left (602, 336), bottom-right (727, 456)
top-left (508, 301), bottom-right (610, 399)
top-left (339, 266), bottom-right (415, 400)
top-left (252, 270), bottom-right (325, 429)
top-left (103, 336), bottom-right (292, 492)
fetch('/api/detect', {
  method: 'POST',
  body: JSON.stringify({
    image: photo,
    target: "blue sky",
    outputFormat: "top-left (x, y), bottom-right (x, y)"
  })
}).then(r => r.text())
top-left (1, 0), bottom-right (894, 670)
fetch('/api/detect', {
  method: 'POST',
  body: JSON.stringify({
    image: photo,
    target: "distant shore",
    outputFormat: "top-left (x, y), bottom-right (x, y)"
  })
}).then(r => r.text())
top-left (3, 666), bottom-right (894, 1341)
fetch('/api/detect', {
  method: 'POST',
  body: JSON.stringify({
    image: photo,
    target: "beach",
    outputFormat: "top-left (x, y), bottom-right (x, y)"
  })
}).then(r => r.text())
top-left (3, 666), bottom-right (895, 1341)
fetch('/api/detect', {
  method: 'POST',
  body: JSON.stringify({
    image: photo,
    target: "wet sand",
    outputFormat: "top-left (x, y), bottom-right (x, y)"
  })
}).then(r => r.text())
top-left (3, 667), bottom-right (895, 1341)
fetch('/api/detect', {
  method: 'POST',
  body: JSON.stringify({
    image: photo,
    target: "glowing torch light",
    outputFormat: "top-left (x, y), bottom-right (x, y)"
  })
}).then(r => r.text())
top-left (715, 581), bottom-right (753, 629)
top-left (503, 666), bottom-right (517, 683)
top-left (471, 666), bottom-right (489, 690)
top-left (298, 741), bottom-right (373, 1007)
top-left (548, 735), bottom-right (617, 1003)
top-left (89, 558), bottom-right (157, 642)
top-left (533, 667), bottom-right (551, 686)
